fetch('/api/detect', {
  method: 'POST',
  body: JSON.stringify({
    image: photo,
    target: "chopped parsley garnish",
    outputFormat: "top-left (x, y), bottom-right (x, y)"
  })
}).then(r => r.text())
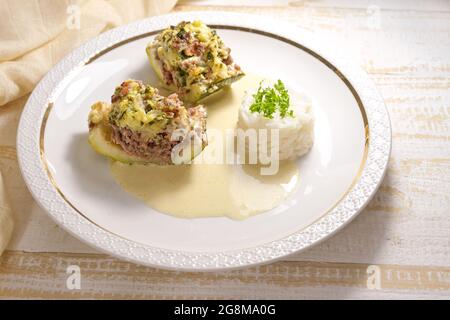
top-left (176, 29), bottom-right (186, 39)
top-left (178, 68), bottom-right (187, 78)
top-left (249, 80), bottom-right (294, 119)
top-left (179, 50), bottom-right (189, 59)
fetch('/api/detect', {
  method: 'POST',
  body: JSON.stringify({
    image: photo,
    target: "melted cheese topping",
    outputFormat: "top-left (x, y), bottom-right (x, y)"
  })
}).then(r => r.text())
top-left (148, 21), bottom-right (244, 102)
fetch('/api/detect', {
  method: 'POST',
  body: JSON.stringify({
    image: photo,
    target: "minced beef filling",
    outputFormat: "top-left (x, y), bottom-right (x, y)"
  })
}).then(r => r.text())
top-left (107, 80), bottom-right (207, 164)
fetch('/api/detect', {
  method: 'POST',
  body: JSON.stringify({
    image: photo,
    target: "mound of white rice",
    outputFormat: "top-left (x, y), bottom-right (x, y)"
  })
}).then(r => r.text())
top-left (238, 81), bottom-right (314, 161)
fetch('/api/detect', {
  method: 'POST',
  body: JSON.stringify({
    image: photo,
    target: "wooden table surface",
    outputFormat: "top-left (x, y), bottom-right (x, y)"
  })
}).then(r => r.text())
top-left (0, 0), bottom-right (449, 299)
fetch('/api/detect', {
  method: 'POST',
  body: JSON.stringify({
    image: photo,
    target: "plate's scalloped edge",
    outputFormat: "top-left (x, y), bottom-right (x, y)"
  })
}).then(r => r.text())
top-left (16, 12), bottom-right (391, 271)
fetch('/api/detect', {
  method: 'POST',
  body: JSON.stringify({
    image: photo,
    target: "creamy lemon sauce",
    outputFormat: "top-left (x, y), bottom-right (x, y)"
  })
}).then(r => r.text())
top-left (110, 74), bottom-right (300, 219)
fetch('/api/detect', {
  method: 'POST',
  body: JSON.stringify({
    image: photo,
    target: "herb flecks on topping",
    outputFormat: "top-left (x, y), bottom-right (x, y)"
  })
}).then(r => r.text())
top-left (148, 21), bottom-right (244, 102)
top-left (249, 80), bottom-right (294, 119)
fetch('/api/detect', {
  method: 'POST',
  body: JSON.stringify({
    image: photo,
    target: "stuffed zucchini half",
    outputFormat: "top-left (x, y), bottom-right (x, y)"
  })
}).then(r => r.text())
top-left (146, 20), bottom-right (244, 103)
top-left (88, 80), bottom-right (207, 165)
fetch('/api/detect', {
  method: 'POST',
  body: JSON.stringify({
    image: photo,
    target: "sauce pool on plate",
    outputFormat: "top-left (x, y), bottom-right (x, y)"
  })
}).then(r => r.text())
top-left (109, 74), bottom-right (300, 219)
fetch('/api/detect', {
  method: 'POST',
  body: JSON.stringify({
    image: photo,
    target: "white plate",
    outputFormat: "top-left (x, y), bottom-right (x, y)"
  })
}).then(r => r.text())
top-left (17, 12), bottom-right (391, 271)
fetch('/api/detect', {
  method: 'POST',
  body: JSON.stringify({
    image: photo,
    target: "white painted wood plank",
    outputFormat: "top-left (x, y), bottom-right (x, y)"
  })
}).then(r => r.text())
top-left (179, 0), bottom-right (450, 12)
top-left (1, 252), bottom-right (449, 299)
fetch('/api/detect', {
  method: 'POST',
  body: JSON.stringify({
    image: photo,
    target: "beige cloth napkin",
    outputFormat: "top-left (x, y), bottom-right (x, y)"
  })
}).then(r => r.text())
top-left (0, 0), bottom-right (177, 255)
top-left (0, 172), bottom-right (13, 255)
